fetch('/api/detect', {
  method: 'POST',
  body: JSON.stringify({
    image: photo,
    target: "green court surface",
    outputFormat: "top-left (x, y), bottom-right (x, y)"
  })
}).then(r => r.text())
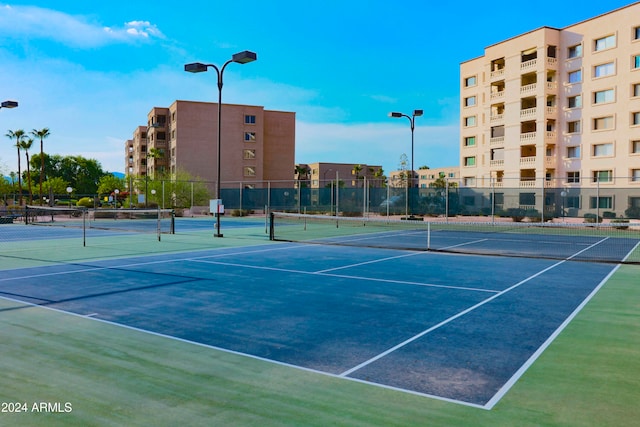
top-left (1, 219), bottom-right (639, 426)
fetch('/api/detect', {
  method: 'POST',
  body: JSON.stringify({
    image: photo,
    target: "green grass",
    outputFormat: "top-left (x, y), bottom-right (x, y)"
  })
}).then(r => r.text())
top-left (1, 221), bottom-right (639, 426)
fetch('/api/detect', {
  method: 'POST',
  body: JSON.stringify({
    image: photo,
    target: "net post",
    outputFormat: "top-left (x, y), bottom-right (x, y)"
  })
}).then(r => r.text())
top-left (82, 208), bottom-right (86, 247)
top-left (427, 221), bottom-right (431, 250)
top-left (269, 212), bottom-right (275, 240)
top-left (170, 209), bottom-right (175, 234)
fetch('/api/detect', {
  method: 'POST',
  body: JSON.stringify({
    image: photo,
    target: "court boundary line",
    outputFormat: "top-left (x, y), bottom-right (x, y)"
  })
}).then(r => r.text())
top-left (337, 236), bottom-right (612, 409)
top-left (0, 293), bottom-right (487, 410)
top-left (484, 263), bottom-right (621, 409)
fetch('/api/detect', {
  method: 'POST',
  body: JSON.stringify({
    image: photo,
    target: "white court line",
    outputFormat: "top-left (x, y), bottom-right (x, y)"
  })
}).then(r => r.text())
top-left (189, 258), bottom-right (501, 294)
top-left (337, 236), bottom-right (613, 404)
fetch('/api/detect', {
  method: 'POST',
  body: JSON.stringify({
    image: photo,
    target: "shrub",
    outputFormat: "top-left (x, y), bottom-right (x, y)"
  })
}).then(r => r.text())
top-left (602, 211), bottom-right (616, 219)
top-left (584, 213), bottom-right (602, 223)
top-left (625, 206), bottom-right (640, 219)
top-left (76, 197), bottom-right (94, 208)
top-left (506, 208), bottom-right (526, 222)
top-left (611, 219), bottom-right (629, 230)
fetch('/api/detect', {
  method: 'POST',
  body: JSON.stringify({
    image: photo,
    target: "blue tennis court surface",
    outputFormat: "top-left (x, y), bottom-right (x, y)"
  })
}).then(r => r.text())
top-left (0, 236), bottom-right (621, 408)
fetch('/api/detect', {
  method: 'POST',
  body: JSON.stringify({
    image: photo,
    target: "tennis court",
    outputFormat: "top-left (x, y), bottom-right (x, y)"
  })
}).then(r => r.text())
top-left (2, 214), bottom-right (637, 410)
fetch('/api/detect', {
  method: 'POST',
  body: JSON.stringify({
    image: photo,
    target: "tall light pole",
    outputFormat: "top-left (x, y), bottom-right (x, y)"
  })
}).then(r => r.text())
top-left (389, 109), bottom-right (423, 217)
top-left (184, 50), bottom-right (257, 237)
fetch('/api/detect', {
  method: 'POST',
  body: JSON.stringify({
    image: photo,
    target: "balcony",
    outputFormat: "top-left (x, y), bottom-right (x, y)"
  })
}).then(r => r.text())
top-left (545, 131), bottom-right (557, 141)
top-left (490, 91), bottom-right (505, 100)
top-left (490, 114), bottom-right (504, 123)
top-left (519, 180), bottom-right (537, 188)
top-left (546, 81), bottom-right (557, 91)
top-left (520, 132), bottom-right (537, 143)
top-left (490, 159), bottom-right (504, 167)
top-left (520, 156), bottom-right (536, 166)
top-left (546, 106), bottom-right (557, 116)
top-left (490, 136), bottom-right (505, 146)
top-left (546, 57), bottom-right (558, 68)
top-left (521, 58), bottom-right (537, 71)
top-left (520, 83), bottom-right (537, 94)
top-left (520, 107), bottom-right (537, 119)
top-left (490, 68), bottom-right (505, 80)
top-left (545, 156), bottom-right (556, 167)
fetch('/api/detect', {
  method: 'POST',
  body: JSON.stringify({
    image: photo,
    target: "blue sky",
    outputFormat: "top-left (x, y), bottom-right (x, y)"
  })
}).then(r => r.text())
top-left (0, 1), bottom-right (635, 177)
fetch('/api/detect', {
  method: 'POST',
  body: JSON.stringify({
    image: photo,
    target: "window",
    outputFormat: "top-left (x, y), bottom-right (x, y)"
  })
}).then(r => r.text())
top-left (593, 89), bottom-right (615, 104)
top-left (567, 120), bottom-right (581, 133)
top-left (244, 115), bottom-right (256, 124)
top-left (464, 156), bottom-right (476, 167)
top-left (632, 169), bottom-right (640, 182)
top-left (594, 62), bottom-right (615, 78)
top-left (568, 44), bottom-right (582, 58)
top-left (593, 143), bottom-right (613, 157)
top-left (593, 116), bottom-right (614, 131)
top-left (464, 96), bottom-right (476, 107)
top-left (243, 166), bottom-right (256, 177)
top-left (244, 131), bottom-right (256, 141)
top-left (593, 170), bottom-right (613, 182)
top-left (519, 193), bottom-right (536, 205)
top-left (635, 26), bottom-right (640, 40)
top-left (633, 140), bottom-right (640, 153)
top-left (594, 35), bottom-right (616, 51)
top-left (633, 112), bottom-right (640, 126)
top-left (568, 70), bottom-right (582, 83)
top-left (243, 149), bottom-right (256, 160)
top-left (463, 177), bottom-right (476, 186)
top-left (566, 196), bottom-right (580, 208)
top-left (568, 95), bottom-right (582, 108)
top-left (633, 83), bottom-right (640, 97)
top-left (464, 136), bottom-right (476, 147)
top-left (567, 171), bottom-right (580, 183)
top-left (634, 55), bottom-right (640, 69)
top-left (464, 76), bottom-right (477, 87)
top-left (464, 116), bottom-right (476, 127)
top-left (567, 146), bottom-right (581, 158)
top-left (590, 196), bottom-right (613, 209)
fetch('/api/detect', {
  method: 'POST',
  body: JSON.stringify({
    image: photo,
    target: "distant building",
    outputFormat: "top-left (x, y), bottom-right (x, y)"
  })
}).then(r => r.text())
top-left (418, 167), bottom-right (460, 188)
top-left (299, 162), bottom-right (384, 189)
top-left (126, 100), bottom-right (295, 188)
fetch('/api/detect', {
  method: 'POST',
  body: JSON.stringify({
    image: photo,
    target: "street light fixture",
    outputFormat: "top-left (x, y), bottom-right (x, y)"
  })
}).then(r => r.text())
top-left (1, 100), bottom-right (18, 109)
top-left (388, 109), bottom-right (423, 217)
top-left (184, 50), bottom-right (257, 237)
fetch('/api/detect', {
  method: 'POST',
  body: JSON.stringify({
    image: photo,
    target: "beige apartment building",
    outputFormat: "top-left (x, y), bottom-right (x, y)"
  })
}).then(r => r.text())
top-left (460, 2), bottom-right (640, 216)
top-left (126, 100), bottom-right (295, 188)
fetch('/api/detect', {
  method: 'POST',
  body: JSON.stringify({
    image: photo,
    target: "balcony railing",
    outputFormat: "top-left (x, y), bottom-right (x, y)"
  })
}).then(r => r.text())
top-left (546, 81), bottom-right (557, 91)
top-left (520, 132), bottom-right (537, 142)
top-left (547, 57), bottom-right (558, 68)
top-left (520, 107), bottom-right (537, 118)
top-left (545, 156), bottom-right (556, 166)
top-left (490, 113), bottom-right (504, 122)
top-left (521, 58), bottom-right (537, 71)
top-left (490, 91), bottom-right (505, 100)
top-left (490, 136), bottom-right (505, 146)
top-left (520, 156), bottom-right (536, 165)
top-left (490, 159), bottom-right (505, 167)
top-left (545, 131), bottom-right (557, 141)
top-left (520, 83), bottom-right (537, 94)
top-left (490, 69), bottom-right (505, 79)
top-left (546, 106), bottom-right (557, 115)
top-left (519, 180), bottom-right (537, 188)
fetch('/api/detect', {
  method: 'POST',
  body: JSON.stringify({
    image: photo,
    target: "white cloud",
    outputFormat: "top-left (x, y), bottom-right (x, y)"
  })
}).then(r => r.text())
top-left (0, 4), bottom-right (163, 47)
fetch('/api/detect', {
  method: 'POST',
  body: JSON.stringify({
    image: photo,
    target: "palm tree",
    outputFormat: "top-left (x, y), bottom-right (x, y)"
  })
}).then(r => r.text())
top-left (20, 138), bottom-right (34, 203)
top-left (6, 129), bottom-right (26, 205)
top-left (31, 128), bottom-right (50, 201)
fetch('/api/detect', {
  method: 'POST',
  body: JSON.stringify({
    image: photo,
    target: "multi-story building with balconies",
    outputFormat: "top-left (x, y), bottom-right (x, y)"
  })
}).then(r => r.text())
top-left (125, 100), bottom-right (295, 188)
top-left (460, 2), bottom-right (640, 217)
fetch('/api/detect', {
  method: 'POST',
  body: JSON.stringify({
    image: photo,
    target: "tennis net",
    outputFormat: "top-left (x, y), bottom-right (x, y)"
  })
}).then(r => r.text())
top-left (26, 206), bottom-right (175, 236)
top-left (269, 212), bottom-right (640, 264)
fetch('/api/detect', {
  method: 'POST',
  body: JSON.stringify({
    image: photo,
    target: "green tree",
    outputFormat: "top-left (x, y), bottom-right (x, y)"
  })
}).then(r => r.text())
top-left (167, 170), bottom-right (213, 208)
top-left (42, 177), bottom-right (70, 197)
top-left (97, 174), bottom-right (125, 197)
top-left (6, 129), bottom-right (26, 204)
top-left (19, 138), bottom-right (35, 203)
top-left (352, 164), bottom-right (363, 187)
top-left (31, 128), bottom-right (50, 200)
top-left (42, 155), bottom-right (107, 195)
